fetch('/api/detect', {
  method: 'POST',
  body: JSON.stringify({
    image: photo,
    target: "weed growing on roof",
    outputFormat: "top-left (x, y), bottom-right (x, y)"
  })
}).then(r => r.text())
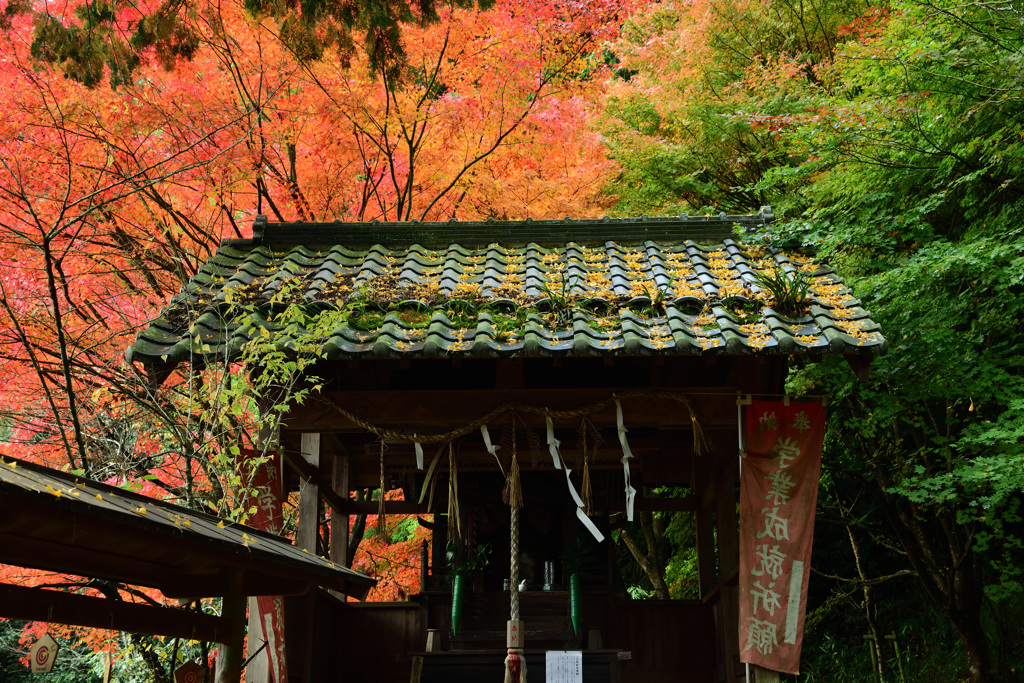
top-left (751, 265), bottom-right (812, 316)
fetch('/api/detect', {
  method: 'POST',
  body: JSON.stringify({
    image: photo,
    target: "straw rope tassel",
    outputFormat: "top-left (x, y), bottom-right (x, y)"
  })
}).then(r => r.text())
top-left (691, 410), bottom-right (709, 456)
top-left (448, 443), bottom-right (461, 543)
top-left (376, 441), bottom-right (388, 541)
top-left (581, 421), bottom-right (593, 515)
top-left (507, 427), bottom-right (523, 511)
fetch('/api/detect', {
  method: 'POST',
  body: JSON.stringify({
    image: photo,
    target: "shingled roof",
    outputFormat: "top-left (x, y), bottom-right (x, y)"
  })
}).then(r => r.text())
top-left (127, 212), bottom-right (885, 374)
top-left (0, 455), bottom-right (376, 599)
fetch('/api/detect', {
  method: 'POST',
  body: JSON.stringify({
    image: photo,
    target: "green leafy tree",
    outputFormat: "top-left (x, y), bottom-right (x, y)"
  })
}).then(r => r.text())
top-left (771, 1), bottom-right (1024, 679)
top-left (602, 0), bottom-right (873, 214)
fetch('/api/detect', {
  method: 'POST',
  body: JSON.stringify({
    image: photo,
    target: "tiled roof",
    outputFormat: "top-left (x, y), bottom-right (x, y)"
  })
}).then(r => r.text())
top-left (126, 213), bottom-right (885, 369)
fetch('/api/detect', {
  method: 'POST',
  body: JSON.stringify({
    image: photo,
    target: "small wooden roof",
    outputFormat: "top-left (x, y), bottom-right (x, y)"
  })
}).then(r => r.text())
top-left (0, 456), bottom-right (376, 600)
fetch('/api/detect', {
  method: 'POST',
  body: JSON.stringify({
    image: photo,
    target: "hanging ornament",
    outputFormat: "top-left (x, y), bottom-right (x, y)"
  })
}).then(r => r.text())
top-left (616, 398), bottom-right (637, 521)
top-left (691, 408), bottom-right (709, 455)
top-left (448, 442), bottom-right (461, 543)
top-left (580, 419), bottom-right (593, 516)
top-left (507, 423), bottom-right (523, 510)
top-left (29, 634), bottom-right (59, 673)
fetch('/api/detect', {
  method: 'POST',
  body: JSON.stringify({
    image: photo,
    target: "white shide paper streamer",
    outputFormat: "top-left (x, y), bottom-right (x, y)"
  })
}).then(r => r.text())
top-left (480, 425), bottom-right (505, 476)
top-left (545, 416), bottom-right (563, 470)
top-left (616, 399), bottom-right (637, 521)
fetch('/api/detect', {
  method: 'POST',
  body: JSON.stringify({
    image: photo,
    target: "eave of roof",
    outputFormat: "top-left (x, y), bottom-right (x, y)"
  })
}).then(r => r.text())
top-left (127, 212), bottom-right (885, 373)
top-left (0, 456), bottom-right (376, 600)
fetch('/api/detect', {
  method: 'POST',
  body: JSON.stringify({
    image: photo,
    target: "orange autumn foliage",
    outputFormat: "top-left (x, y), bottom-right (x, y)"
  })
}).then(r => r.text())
top-left (0, 0), bottom-right (624, 667)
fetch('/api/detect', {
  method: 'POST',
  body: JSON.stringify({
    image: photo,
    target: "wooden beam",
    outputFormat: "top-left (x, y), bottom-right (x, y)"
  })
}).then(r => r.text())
top-left (0, 583), bottom-right (229, 642)
top-left (282, 388), bottom-right (741, 433)
top-left (282, 450), bottom-right (347, 516)
top-left (284, 449), bottom-right (317, 480)
top-left (342, 500), bottom-right (425, 515)
top-left (326, 489), bottom-right (693, 515)
top-left (843, 354), bottom-right (872, 382)
top-left (0, 532), bottom-right (207, 595)
top-left (603, 496), bottom-right (698, 513)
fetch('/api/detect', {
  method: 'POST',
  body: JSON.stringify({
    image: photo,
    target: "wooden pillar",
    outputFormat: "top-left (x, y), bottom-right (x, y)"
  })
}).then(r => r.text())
top-left (329, 451), bottom-right (350, 601)
top-left (245, 601), bottom-right (269, 683)
top-left (692, 452), bottom-right (717, 600)
top-left (754, 666), bottom-right (780, 682)
top-left (695, 502), bottom-right (717, 598)
top-left (716, 458), bottom-right (740, 682)
top-left (297, 433), bottom-right (321, 553)
top-left (215, 569), bottom-right (247, 683)
top-left (294, 433), bottom-right (320, 683)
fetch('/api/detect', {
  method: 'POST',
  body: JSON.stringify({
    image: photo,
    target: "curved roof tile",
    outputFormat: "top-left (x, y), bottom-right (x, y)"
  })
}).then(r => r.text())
top-left (127, 213), bottom-right (886, 369)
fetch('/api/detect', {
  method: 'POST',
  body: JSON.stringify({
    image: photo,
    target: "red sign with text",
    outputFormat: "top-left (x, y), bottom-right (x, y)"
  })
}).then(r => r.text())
top-left (738, 401), bottom-right (825, 675)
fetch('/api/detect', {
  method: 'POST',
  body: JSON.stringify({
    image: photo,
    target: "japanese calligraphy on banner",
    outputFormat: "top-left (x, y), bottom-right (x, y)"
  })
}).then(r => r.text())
top-left (738, 401), bottom-right (825, 675)
top-left (239, 449), bottom-right (289, 683)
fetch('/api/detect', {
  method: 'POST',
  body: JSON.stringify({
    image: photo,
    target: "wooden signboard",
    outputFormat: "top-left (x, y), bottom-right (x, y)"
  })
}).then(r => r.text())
top-left (29, 634), bottom-right (59, 673)
top-left (545, 651), bottom-right (582, 683)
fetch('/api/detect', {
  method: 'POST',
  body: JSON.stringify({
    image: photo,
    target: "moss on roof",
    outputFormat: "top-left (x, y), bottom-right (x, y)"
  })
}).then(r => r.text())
top-left (127, 215), bottom-right (885, 369)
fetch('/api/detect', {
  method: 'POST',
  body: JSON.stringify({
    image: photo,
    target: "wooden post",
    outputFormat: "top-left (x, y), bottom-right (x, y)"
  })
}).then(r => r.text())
top-left (329, 451), bottom-right (350, 601)
top-left (716, 458), bottom-right (740, 682)
top-left (695, 503), bottom-right (716, 599)
top-left (296, 433), bottom-right (320, 683)
top-left (692, 452), bottom-right (717, 600)
top-left (245, 602), bottom-right (269, 683)
top-left (420, 539), bottom-right (430, 591)
top-left (297, 433), bottom-right (321, 554)
top-left (754, 665), bottom-right (780, 682)
top-left (215, 569), bottom-right (246, 683)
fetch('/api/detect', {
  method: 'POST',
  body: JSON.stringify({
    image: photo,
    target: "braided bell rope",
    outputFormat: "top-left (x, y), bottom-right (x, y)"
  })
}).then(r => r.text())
top-left (510, 505), bottom-right (520, 622)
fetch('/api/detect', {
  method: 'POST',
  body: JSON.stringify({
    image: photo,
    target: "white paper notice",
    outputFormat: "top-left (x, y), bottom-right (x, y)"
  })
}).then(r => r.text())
top-left (546, 651), bottom-right (583, 683)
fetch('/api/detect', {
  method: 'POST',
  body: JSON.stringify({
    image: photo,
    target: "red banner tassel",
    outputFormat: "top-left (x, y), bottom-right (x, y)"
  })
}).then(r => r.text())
top-left (503, 648), bottom-right (527, 683)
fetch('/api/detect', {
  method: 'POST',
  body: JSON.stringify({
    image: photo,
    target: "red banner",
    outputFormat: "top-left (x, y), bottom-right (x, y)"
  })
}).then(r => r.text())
top-left (738, 401), bottom-right (825, 675)
top-left (239, 448), bottom-right (289, 683)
